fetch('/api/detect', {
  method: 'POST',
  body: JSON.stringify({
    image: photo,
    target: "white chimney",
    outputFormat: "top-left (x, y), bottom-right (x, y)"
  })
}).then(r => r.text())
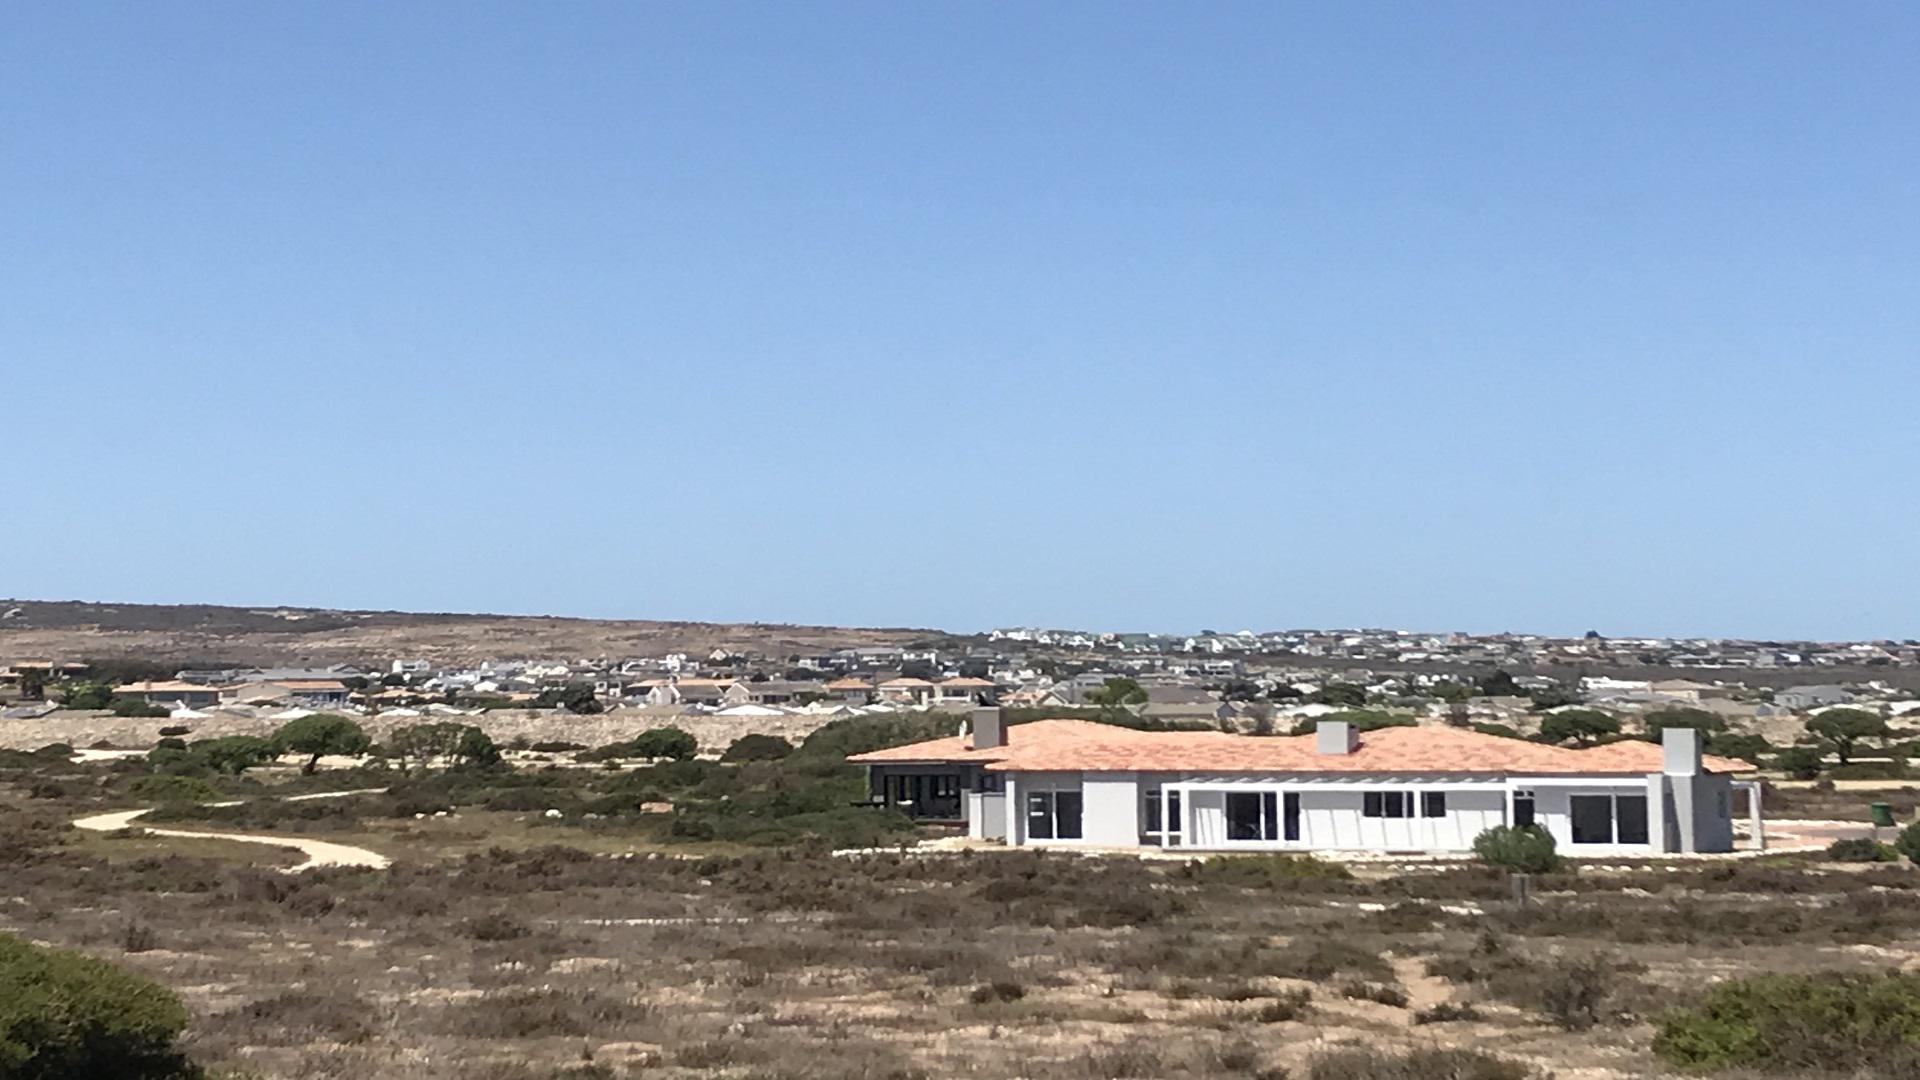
top-left (1662, 726), bottom-right (1701, 776)
top-left (1316, 720), bottom-right (1358, 755)
top-left (971, 707), bottom-right (1006, 750)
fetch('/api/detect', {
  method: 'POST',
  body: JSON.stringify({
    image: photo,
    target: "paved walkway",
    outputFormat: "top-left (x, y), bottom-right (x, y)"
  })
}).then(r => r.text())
top-left (72, 789), bottom-right (391, 873)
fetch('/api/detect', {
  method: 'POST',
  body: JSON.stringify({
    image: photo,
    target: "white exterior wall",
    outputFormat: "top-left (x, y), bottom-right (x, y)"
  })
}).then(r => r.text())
top-left (1079, 772), bottom-right (1139, 847)
top-left (1145, 774), bottom-right (1512, 853)
top-left (1297, 788), bottom-right (1504, 851)
top-left (1527, 781), bottom-right (1658, 855)
top-left (999, 769), bottom-right (1737, 855)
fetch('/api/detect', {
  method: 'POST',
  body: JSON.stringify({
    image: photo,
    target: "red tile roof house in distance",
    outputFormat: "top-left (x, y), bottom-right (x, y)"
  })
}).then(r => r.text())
top-left (849, 711), bottom-right (1761, 857)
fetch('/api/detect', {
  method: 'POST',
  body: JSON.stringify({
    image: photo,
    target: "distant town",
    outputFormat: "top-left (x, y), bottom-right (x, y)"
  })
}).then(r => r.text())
top-left (5, 621), bottom-right (1917, 762)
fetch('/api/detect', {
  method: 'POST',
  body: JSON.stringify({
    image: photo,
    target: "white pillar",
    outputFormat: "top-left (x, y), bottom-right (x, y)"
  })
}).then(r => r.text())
top-left (1159, 785), bottom-right (1170, 849)
top-left (1645, 773), bottom-right (1667, 854)
top-left (1005, 774), bottom-right (1020, 847)
top-left (1747, 781), bottom-right (1765, 851)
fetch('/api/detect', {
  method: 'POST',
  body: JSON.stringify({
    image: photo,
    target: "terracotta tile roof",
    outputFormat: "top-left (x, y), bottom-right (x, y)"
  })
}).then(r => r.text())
top-left (878, 677), bottom-right (935, 688)
top-left (824, 678), bottom-right (874, 690)
top-left (847, 719), bottom-right (1752, 775)
top-left (938, 677), bottom-right (996, 688)
top-left (270, 679), bottom-right (348, 690)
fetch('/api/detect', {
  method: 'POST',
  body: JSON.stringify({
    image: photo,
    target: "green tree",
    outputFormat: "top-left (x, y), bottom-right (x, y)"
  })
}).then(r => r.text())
top-left (1804, 708), bottom-right (1892, 766)
top-left (1896, 820), bottom-right (1920, 866)
top-left (721, 733), bottom-right (794, 762)
top-left (1429, 681), bottom-right (1474, 705)
top-left (1293, 710), bottom-right (1415, 734)
top-left (110, 697), bottom-right (170, 718)
top-left (1477, 671), bottom-right (1523, 698)
top-left (1705, 732), bottom-right (1773, 765)
top-left (533, 683), bottom-right (603, 714)
top-left (385, 722), bottom-right (500, 773)
top-left (0, 933), bottom-right (197, 1079)
top-left (630, 727), bottom-right (698, 761)
top-left (189, 735), bottom-right (275, 776)
top-left (1642, 707), bottom-right (1728, 738)
top-left (56, 681), bottom-right (115, 710)
top-left (1308, 683), bottom-right (1368, 708)
top-left (270, 714), bottom-right (371, 775)
top-left (1529, 683), bottom-right (1585, 709)
top-left (1536, 708), bottom-right (1620, 748)
top-left (1772, 746), bottom-right (1823, 780)
top-left (1084, 677), bottom-right (1147, 707)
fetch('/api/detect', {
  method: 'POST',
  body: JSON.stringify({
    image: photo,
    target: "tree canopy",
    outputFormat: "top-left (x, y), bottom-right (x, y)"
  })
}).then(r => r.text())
top-left (721, 733), bottom-right (794, 763)
top-left (1536, 708), bottom-right (1620, 748)
top-left (1084, 677), bottom-right (1147, 707)
top-left (270, 714), bottom-right (371, 775)
top-left (1476, 671), bottom-right (1523, 698)
top-left (385, 722), bottom-right (501, 773)
top-left (1642, 707), bottom-right (1728, 736)
top-left (1307, 683), bottom-right (1368, 708)
top-left (189, 735), bottom-right (275, 776)
top-left (1804, 708), bottom-right (1892, 766)
top-left (630, 727), bottom-right (698, 761)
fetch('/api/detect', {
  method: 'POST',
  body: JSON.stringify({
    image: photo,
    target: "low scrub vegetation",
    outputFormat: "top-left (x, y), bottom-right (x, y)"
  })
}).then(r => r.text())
top-left (0, 932), bottom-right (197, 1079)
top-left (1307, 1047), bottom-right (1544, 1079)
top-left (1654, 971), bottom-right (1920, 1073)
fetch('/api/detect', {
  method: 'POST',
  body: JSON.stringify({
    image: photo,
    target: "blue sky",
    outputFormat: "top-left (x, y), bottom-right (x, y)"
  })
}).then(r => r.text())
top-left (3, 4), bottom-right (1917, 639)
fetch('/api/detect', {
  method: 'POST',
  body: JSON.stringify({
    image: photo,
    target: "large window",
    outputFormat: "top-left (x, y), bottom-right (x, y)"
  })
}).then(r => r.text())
top-left (1569, 793), bottom-right (1649, 845)
top-left (1025, 790), bottom-right (1082, 840)
top-left (1226, 791), bottom-right (1280, 840)
top-left (1616, 795), bottom-right (1649, 845)
top-left (1512, 790), bottom-right (1536, 828)
top-left (1143, 789), bottom-right (1183, 838)
top-left (1363, 791), bottom-right (1448, 819)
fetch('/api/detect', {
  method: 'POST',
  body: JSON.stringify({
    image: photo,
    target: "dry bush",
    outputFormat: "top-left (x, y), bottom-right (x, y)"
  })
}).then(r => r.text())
top-left (1267, 939), bottom-right (1392, 983)
top-left (1255, 988), bottom-right (1313, 1022)
top-left (434, 988), bottom-right (650, 1040)
top-left (968, 980), bottom-right (1026, 1004)
top-left (1340, 981), bottom-right (1409, 1008)
top-left (1308, 1047), bottom-right (1544, 1079)
top-left (210, 989), bottom-right (378, 1045)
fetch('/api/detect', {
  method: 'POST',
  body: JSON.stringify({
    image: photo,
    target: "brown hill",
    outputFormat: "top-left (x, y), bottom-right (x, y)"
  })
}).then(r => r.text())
top-left (0, 599), bottom-right (957, 668)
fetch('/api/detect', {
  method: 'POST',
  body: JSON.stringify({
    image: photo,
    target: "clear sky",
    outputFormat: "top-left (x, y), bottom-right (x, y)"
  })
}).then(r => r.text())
top-left (4, 4), bottom-right (1917, 640)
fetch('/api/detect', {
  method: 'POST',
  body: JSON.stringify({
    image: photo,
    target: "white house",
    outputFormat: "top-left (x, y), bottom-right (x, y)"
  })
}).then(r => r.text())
top-left (850, 711), bottom-right (1759, 857)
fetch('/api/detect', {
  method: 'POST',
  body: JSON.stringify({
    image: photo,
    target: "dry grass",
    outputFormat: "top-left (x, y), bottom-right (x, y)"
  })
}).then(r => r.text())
top-left (9, 772), bottom-right (1920, 1079)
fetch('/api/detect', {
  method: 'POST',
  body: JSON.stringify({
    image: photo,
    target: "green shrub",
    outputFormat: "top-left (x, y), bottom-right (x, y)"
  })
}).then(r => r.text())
top-left (1897, 821), bottom-right (1920, 867)
top-left (1188, 853), bottom-right (1352, 886)
top-left (721, 733), bottom-right (794, 762)
top-left (129, 774), bottom-right (222, 806)
top-left (1473, 825), bottom-right (1561, 874)
top-left (1828, 837), bottom-right (1898, 863)
top-left (0, 932), bottom-right (198, 1078)
top-left (1653, 971), bottom-right (1920, 1073)
top-left (110, 697), bottom-right (171, 718)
